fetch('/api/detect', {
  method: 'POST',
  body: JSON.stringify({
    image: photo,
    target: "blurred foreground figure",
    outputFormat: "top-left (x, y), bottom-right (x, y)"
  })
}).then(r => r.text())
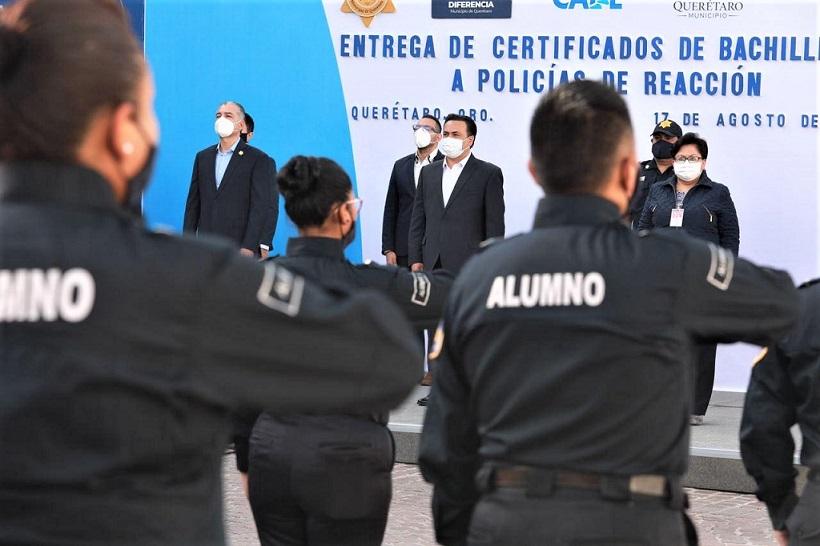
top-left (0, 1), bottom-right (420, 544)
top-left (418, 80), bottom-right (798, 546)
top-left (741, 279), bottom-right (820, 546)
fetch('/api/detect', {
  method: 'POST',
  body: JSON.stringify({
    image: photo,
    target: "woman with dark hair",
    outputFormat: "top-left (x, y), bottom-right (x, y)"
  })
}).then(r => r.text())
top-left (638, 132), bottom-right (740, 425)
top-left (0, 1), bottom-right (421, 544)
top-left (238, 155), bottom-right (453, 546)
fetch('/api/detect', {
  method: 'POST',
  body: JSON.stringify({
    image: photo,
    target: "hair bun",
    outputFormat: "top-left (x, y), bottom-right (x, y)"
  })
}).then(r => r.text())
top-left (277, 155), bottom-right (320, 198)
top-left (0, 24), bottom-right (26, 80)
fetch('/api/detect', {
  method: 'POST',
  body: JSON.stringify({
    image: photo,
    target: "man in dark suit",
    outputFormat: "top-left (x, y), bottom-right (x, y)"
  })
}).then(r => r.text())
top-left (184, 101), bottom-right (276, 258)
top-left (382, 115), bottom-right (444, 268)
top-left (409, 114), bottom-right (505, 404)
top-left (409, 113), bottom-right (505, 274)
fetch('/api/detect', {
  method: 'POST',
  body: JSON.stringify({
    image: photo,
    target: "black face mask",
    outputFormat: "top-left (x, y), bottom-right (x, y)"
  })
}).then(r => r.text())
top-left (124, 145), bottom-right (157, 217)
top-left (651, 139), bottom-right (675, 160)
top-left (341, 219), bottom-right (356, 249)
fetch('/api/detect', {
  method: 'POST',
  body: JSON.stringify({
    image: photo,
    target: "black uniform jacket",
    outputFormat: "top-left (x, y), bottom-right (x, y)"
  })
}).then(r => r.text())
top-left (232, 236), bottom-right (455, 471)
top-left (183, 140), bottom-right (276, 251)
top-left (418, 194), bottom-right (798, 545)
top-left (408, 155), bottom-right (505, 273)
top-left (627, 158), bottom-right (674, 226)
top-left (0, 162), bottom-right (421, 545)
top-left (741, 279), bottom-right (820, 529)
top-left (382, 151), bottom-right (444, 257)
top-left (638, 171), bottom-right (740, 256)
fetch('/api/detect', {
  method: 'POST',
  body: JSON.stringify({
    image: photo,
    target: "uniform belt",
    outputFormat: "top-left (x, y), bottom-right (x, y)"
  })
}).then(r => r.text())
top-left (491, 466), bottom-right (670, 498)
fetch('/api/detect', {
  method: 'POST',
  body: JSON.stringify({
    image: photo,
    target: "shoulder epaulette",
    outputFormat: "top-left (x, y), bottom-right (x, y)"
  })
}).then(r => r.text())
top-left (798, 278), bottom-right (820, 290)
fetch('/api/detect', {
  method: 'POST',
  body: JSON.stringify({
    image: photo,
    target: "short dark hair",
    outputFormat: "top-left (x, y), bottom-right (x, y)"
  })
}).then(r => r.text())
top-left (671, 132), bottom-right (708, 159)
top-left (530, 80), bottom-right (633, 194)
top-left (221, 101), bottom-right (245, 118)
top-left (244, 113), bottom-right (255, 134)
top-left (444, 113), bottom-right (477, 146)
top-left (0, 0), bottom-right (143, 162)
top-left (421, 114), bottom-right (441, 133)
top-left (277, 156), bottom-right (352, 228)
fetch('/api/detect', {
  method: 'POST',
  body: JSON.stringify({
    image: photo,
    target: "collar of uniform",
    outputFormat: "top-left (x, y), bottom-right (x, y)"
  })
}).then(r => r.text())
top-left (533, 194), bottom-right (621, 228)
top-left (646, 159), bottom-right (675, 176)
top-left (0, 161), bottom-right (120, 211)
top-left (286, 236), bottom-right (345, 260)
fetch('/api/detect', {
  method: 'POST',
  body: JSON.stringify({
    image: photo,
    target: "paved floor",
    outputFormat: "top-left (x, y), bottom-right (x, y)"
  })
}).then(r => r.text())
top-left (223, 460), bottom-right (778, 546)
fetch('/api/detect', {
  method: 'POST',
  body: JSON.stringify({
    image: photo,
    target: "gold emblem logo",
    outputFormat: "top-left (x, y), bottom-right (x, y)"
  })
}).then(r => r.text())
top-left (341, 0), bottom-right (395, 27)
top-left (659, 120), bottom-right (673, 129)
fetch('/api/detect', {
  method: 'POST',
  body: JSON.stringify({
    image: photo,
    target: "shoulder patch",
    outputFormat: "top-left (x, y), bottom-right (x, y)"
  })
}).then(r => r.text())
top-left (478, 235), bottom-right (520, 252)
top-left (706, 243), bottom-right (735, 291)
top-left (411, 272), bottom-right (431, 306)
top-left (752, 347), bottom-right (769, 367)
top-left (256, 263), bottom-right (304, 316)
top-left (428, 321), bottom-right (445, 361)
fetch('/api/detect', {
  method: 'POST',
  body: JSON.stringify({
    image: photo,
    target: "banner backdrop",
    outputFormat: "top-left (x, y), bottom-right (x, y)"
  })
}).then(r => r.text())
top-left (137, 0), bottom-right (819, 391)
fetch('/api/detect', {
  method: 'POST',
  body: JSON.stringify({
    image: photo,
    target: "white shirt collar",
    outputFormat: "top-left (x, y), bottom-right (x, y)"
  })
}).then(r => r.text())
top-left (217, 137), bottom-right (240, 154)
top-left (415, 152), bottom-right (434, 165)
top-left (443, 151), bottom-right (471, 171)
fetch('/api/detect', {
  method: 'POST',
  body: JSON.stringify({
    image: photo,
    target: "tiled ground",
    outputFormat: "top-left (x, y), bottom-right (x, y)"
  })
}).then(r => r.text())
top-left (224, 461), bottom-right (778, 545)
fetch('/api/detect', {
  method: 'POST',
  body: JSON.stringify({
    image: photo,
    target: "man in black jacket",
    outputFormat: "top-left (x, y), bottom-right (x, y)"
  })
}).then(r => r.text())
top-left (741, 279), bottom-right (820, 546)
top-left (627, 119), bottom-right (681, 226)
top-left (382, 115), bottom-right (444, 268)
top-left (418, 80), bottom-right (798, 546)
top-left (408, 114), bottom-right (505, 275)
top-left (184, 101), bottom-right (276, 257)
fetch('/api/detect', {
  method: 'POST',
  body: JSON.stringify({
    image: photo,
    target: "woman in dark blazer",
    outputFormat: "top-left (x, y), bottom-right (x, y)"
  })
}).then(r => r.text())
top-left (638, 133), bottom-right (740, 425)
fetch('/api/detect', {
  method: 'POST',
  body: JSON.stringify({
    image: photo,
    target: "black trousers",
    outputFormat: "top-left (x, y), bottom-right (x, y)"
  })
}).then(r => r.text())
top-left (787, 477), bottom-right (820, 545)
top-left (248, 414), bottom-right (393, 546)
top-left (467, 487), bottom-right (690, 546)
top-left (693, 343), bottom-right (717, 416)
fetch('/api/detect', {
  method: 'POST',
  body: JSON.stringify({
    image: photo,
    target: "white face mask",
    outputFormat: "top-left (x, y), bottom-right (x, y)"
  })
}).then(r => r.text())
top-left (439, 137), bottom-right (466, 159)
top-left (674, 161), bottom-right (703, 182)
top-left (414, 128), bottom-right (432, 149)
top-left (214, 117), bottom-right (236, 139)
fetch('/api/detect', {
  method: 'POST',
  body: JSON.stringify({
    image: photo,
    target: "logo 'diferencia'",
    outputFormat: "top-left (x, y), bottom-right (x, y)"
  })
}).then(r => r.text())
top-left (341, 0), bottom-right (396, 27)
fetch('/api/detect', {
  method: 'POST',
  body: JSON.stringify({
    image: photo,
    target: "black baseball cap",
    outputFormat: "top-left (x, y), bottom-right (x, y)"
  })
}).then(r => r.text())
top-left (651, 119), bottom-right (682, 139)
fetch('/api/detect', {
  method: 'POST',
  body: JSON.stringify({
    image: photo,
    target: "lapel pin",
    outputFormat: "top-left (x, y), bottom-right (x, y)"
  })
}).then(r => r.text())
top-left (238, 150), bottom-right (244, 156)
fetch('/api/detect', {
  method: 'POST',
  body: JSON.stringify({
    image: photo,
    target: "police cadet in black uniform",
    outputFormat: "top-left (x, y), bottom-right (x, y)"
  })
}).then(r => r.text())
top-left (0, 2), bottom-right (421, 544)
top-left (233, 156), bottom-right (453, 546)
top-left (741, 279), bottom-right (820, 546)
top-left (627, 118), bottom-right (681, 227)
top-left (418, 80), bottom-right (799, 546)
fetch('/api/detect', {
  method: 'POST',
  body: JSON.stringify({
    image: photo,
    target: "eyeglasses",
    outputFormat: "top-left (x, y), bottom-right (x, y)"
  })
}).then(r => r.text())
top-left (674, 156), bottom-right (702, 163)
top-left (345, 198), bottom-right (364, 215)
top-left (412, 124), bottom-right (439, 133)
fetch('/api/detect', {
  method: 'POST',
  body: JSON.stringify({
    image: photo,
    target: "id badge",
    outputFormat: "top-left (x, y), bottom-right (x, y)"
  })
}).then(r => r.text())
top-left (670, 208), bottom-right (684, 228)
